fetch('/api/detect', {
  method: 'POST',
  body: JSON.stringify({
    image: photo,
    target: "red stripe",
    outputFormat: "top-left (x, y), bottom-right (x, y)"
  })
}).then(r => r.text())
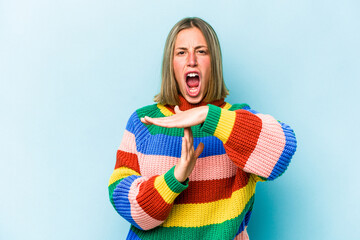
top-left (136, 176), bottom-right (172, 221)
top-left (225, 110), bottom-right (262, 168)
top-left (115, 150), bottom-right (140, 173)
top-left (164, 96), bottom-right (226, 112)
top-left (176, 169), bottom-right (250, 204)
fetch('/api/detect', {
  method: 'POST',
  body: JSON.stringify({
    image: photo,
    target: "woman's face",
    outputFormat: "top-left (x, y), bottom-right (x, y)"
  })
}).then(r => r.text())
top-left (173, 27), bottom-right (211, 104)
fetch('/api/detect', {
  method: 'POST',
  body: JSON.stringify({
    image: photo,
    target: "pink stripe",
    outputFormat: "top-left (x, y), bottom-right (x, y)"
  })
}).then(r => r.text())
top-left (234, 227), bottom-right (249, 240)
top-left (128, 177), bottom-right (164, 230)
top-left (138, 153), bottom-right (237, 181)
top-left (119, 130), bottom-right (137, 154)
top-left (244, 114), bottom-right (286, 178)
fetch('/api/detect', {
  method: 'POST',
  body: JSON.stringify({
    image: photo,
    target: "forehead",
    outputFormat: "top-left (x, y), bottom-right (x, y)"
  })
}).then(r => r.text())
top-left (174, 27), bottom-right (208, 47)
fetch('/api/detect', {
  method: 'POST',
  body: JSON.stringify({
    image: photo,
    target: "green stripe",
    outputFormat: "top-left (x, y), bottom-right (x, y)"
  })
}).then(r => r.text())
top-left (147, 124), bottom-right (213, 137)
top-left (147, 125), bottom-right (184, 136)
top-left (258, 175), bottom-right (267, 182)
top-left (131, 195), bottom-right (254, 240)
top-left (136, 104), bottom-right (160, 118)
top-left (191, 124), bottom-right (213, 137)
top-left (137, 105), bottom-right (183, 136)
top-left (228, 103), bottom-right (249, 111)
top-left (164, 166), bottom-right (188, 193)
top-left (135, 103), bottom-right (250, 138)
top-left (136, 104), bottom-right (213, 137)
top-left (200, 104), bottom-right (221, 136)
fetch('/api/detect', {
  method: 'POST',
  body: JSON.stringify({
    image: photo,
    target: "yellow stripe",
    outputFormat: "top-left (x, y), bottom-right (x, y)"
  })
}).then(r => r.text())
top-left (213, 108), bottom-right (236, 144)
top-left (223, 102), bottom-right (232, 110)
top-left (253, 174), bottom-right (266, 183)
top-left (154, 175), bottom-right (180, 204)
top-left (157, 104), bottom-right (173, 117)
top-left (162, 175), bottom-right (257, 227)
top-left (108, 167), bottom-right (140, 186)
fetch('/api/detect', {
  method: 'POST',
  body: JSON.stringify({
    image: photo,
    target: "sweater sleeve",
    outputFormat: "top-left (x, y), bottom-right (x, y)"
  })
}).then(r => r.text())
top-left (108, 112), bottom-right (188, 230)
top-left (201, 104), bottom-right (297, 181)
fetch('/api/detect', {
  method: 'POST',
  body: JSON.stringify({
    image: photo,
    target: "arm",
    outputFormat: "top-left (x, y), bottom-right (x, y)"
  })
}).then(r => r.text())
top-left (108, 112), bottom-right (189, 230)
top-left (201, 104), bottom-right (297, 181)
top-left (141, 106), bottom-right (204, 183)
top-left (142, 104), bottom-right (297, 181)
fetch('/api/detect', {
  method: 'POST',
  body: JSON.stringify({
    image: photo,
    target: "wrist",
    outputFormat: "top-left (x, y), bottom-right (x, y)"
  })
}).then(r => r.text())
top-left (165, 166), bottom-right (189, 190)
top-left (174, 165), bottom-right (187, 183)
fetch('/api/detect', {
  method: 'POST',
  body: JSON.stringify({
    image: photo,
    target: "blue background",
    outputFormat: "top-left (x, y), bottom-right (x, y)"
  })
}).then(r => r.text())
top-left (1, 0), bottom-right (359, 239)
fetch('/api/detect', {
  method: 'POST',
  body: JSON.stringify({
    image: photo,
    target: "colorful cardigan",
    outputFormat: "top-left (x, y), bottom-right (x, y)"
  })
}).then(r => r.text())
top-left (108, 96), bottom-right (297, 240)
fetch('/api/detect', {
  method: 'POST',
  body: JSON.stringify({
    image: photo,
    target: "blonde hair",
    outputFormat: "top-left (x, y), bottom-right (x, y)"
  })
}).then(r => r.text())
top-left (154, 17), bottom-right (229, 105)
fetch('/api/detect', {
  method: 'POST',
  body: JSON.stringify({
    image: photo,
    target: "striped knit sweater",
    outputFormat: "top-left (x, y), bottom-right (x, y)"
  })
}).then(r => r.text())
top-left (108, 96), bottom-right (297, 240)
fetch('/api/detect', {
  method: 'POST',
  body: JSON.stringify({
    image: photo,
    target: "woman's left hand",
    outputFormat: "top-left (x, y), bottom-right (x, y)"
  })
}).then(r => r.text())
top-left (141, 105), bottom-right (209, 128)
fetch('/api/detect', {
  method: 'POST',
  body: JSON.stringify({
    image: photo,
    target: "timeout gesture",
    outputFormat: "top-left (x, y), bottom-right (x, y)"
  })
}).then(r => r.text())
top-left (141, 106), bottom-right (206, 182)
top-left (141, 105), bottom-right (209, 128)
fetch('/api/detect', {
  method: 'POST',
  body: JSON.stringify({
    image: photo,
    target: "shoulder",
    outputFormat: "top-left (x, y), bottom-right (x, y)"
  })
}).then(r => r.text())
top-left (125, 103), bottom-right (159, 123)
top-left (224, 102), bottom-right (251, 111)
top-left (135, 103), bottom-right (160, 118)
top-left (124, 103), bottom-right (160, 133)
top-left (129, 103), bottom-right (169, 122)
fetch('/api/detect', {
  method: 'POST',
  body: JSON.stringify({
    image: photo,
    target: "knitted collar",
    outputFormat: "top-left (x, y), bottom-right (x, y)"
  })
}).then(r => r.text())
top-left (164, 95), bottom-right (226, 113)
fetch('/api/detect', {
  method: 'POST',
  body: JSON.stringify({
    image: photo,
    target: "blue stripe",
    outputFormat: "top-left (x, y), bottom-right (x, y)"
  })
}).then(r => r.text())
top-left (268, 121), bottom-right (297, 180)
top-left (244, 210), bottom-right (252, 226)
top-left (234, 219), bottom-right (245, 237)
top-left (195, 136), bottom-right (227, 158)
top-left (135, 134), bottom-right (226, 157)
top-left (236, 219), bottom-right (245, 236)
top-left (246, 108), bottom-right (258, 114)
top-left (243, 108), bottom-right (297, 181)
top-left (126, 228), bottom-right (142, 240)
top-left (233, 210), bottom-right (252, 239)
top-left (125, 111), bottom-right (138, 134)
top-left (137, 133), bottom-right (182, 157)
top-left (126, 110), bottom-right (227, 157)
top-left (127, 112), bottom-right (226, 157)
top-left (113, 175), bottom-right (143, 230)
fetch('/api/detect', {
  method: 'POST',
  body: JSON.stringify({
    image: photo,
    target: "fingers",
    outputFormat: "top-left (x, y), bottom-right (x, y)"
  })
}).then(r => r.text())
top-left (181, 135), bottom-right (189, 162)
top-left (141, 106), bottom-right (206, 128)
top-left (176, 133), bottom-right (204, 182)
top-left (184, 127), bottom-right (193, 147)
top-left (143, 105), bottom-right (182, 125)
top-left (141, 115), bottom-right (178, 128)
top-left (174, 105), bottom-right (182, 114)
top-left (141, 116), bottom-right (153, 125)
top-left (141, 116), bottom-right (170, 126)
top-left (183, 127), bottom-right (190, 142)
top-left (188, 127), bottom-right (193, 146)
top-left (193, 142), bottom-right (204, 159)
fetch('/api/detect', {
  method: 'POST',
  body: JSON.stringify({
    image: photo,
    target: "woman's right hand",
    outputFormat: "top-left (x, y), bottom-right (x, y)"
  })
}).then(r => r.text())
top-left (174, 126), bottom-right (204, 183)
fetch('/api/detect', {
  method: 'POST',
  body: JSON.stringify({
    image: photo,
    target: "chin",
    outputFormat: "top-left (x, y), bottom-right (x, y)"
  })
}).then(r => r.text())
top-left (184, 94), bottom-right (203, 104)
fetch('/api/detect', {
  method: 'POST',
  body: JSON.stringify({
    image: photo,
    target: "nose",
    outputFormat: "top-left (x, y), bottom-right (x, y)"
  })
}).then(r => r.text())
top-left (187, 51), bottom-right (197, 67)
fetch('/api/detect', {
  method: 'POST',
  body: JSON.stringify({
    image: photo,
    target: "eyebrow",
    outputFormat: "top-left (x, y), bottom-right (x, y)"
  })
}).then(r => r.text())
top-left (175, 45), bottom-right (208, 50)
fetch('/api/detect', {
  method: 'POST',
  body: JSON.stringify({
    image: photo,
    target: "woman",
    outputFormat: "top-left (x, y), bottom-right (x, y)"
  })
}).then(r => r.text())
top-left (108, 17), bottom-right (297, 240)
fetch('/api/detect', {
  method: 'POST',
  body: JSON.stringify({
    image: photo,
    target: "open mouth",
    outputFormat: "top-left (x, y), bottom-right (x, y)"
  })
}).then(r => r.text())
top-left (185, 72), bottom-right (201, 97)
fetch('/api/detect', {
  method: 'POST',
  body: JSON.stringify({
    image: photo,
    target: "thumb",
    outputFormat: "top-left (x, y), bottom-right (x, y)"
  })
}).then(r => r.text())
top-left (193, 142), bottom-right (204, 159)
top-left (174, 105), bottom-right (182, 114)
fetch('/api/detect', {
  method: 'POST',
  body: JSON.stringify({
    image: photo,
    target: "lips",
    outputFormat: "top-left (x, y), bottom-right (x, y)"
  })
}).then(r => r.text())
top-left (185, 71), bottom-right (201, 97)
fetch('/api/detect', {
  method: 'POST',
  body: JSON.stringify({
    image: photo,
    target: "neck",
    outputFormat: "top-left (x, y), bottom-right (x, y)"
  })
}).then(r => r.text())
top-left (165, 95), bottom-right (225, 112)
